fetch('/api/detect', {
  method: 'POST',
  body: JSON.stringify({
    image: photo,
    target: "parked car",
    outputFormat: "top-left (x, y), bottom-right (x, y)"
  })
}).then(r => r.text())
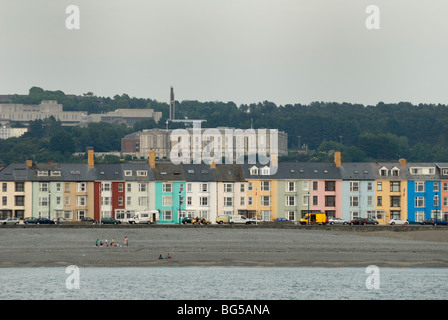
top-left (348, 218), bottom-right (379, 225)
top-left (420, 219), bottom-right (448, 226)
top-left (1, 217), bottom-right (20, 225)
top-left (328, 217), bottom-right (348, 225)
top-left (229, 215), bottom-right (252, 224)
top-left (81, 217), bottom-right (97, 224)
top-left (100, 217), bottom-right (121, 225)
top-left (192, 217), bottom-right (211, 225)
top-left (182, 217), bottom-right (194, 224)
top-left (388, 219), bottom-right (409, 225)
top-left (249, 217), bottom-right (263, 223)
top-left (24, 217), bottom-right (38, 224)
top-left (52, 217), bottom-right (67, 224)
top-left (275, 218), bottom-right (291, 222)
top-left (36, 218), bottom-right (55, 225)
top-left (216, 215), bottom-right (230, 224)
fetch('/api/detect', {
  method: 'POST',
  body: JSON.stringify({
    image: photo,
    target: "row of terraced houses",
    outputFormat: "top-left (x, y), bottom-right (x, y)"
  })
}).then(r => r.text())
top-left (1, 150), bottom-right (448, 224)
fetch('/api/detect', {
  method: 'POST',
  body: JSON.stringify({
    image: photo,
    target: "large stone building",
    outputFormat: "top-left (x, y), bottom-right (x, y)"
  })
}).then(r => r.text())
top-left (121, 127), bottom-right (288, 161)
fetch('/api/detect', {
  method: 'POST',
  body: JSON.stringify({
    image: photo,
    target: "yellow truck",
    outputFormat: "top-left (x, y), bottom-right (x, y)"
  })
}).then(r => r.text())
top-left (299, 213), bottom-right (328, 225)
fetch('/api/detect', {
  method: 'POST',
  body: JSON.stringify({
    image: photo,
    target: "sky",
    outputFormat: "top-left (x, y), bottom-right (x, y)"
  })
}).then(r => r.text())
top-left (1, 0), bottom-right (448, 107)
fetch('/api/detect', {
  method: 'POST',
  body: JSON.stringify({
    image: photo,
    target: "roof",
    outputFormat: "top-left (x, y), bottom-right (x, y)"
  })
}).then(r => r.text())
top-left (183, 164), bottom-right (216, 182)
top-left (153, 162), bottom-right (185, 181)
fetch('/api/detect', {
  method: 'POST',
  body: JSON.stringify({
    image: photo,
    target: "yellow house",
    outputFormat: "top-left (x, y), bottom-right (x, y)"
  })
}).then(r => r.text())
top-left (243, 165), bottom-right (278, 221)
top-left (372, 161), bottom-right (407, 225)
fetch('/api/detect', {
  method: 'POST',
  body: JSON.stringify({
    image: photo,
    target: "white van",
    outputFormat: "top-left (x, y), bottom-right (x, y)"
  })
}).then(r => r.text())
top-left (128, 210), bottom-right (159, 224)
top-left (228, 215), bottom-right (251, 225)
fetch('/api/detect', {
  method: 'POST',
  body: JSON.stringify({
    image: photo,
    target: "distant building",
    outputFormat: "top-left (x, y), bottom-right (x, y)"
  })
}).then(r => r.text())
top-left (86, 108), bottom-right (162, 127)
top-left (0, 100), bottom-right (86, 126)
top-left (0, 127), bottom-right (28, 139)
top-left (121, 127), bottom-right (288, 161)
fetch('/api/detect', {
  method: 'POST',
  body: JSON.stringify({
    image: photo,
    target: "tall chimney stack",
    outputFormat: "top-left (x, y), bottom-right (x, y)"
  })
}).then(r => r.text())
top-left (169, 86), bottom-right (175, 120)
top-left (87, 148), bottom-right (95, 167)
top-left (334, 151), bottom-right (341, 167)
top-left (149, 149), bottom-right (156, 168)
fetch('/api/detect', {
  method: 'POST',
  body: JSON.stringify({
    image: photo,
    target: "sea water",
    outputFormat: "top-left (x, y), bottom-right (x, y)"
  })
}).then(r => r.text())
top-left (0, 267), bottom-right (447, 300)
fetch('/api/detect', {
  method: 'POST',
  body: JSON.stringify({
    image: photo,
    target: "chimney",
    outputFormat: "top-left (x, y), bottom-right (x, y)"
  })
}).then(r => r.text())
top-left (334, 151), bottom-right (341, 167)
top-left (399, 158), bottom-right (407, 167)
top-left (149, 149), bottom-right (156, 168)
top-left (87, 148), bottom-right (94, 167)
top-left (210, 161), bottom-right (216, 169)
top-left (26, 160), bottom-right (33, 167)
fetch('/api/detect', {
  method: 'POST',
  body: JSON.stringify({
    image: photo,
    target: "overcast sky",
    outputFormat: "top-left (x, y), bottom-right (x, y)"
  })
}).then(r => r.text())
top-left (1, 0), bottom-right (448, 106)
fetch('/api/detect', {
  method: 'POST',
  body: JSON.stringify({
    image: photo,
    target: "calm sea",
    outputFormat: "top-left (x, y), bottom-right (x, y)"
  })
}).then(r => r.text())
top-left (0, 267), bottom-right (447, 300)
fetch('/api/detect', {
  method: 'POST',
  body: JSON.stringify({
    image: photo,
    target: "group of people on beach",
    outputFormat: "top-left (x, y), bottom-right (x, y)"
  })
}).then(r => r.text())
top-left (96, 236), bottom-right (128, 247)
top-left (158, 253), bottom-right (171, 259)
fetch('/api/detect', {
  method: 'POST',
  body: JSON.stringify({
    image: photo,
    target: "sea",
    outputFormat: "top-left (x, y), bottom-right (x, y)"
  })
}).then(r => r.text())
top-left (1, 266), bottom-right (447, 300)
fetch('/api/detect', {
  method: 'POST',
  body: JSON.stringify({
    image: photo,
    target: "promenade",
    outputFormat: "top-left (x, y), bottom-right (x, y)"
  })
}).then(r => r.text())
top-left (1, 225), bottom-right (448, 268)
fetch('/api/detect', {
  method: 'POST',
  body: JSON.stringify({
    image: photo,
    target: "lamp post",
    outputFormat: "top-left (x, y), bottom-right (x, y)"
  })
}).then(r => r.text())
top-left (178, 191), bottom-right (182, 225)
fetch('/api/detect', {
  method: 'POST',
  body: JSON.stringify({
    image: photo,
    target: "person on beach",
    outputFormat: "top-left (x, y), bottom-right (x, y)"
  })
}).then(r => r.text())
top-left (124, 236), bottom-right (128, 247)
top-left (95, 239), bottom-right (99, 247)
top-left (111, 238), bottom-right (115, 246)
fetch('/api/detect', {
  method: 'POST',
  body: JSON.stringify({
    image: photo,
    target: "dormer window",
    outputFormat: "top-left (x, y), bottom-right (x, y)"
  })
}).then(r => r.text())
top-left (37, 171), bottom-right (48, 177)
top-left (261, 166), bottom-right (270, 175)
top-left (391, 167), bottom-right (400, 176)
top-left (249, 166), bottom-right (258, 175)
top-left (379, 166), bottom-right (388, 176)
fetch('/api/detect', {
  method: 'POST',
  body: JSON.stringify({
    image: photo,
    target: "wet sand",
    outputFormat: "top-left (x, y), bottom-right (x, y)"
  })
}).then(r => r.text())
top-left (1, 226), bottom-right (448, 268)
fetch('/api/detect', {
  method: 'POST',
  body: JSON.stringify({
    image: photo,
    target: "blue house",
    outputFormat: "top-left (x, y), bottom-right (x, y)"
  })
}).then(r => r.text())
top-left (406, 164), bottom-right (441, 223)
top-left (154, 163), bottom-right (186, 224)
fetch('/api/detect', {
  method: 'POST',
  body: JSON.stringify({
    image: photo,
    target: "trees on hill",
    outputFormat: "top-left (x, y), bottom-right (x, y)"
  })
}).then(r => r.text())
top-left (2, 87), bottom-right (448, 164)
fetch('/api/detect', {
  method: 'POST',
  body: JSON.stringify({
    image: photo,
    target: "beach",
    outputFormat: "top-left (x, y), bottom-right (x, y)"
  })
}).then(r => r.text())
top-left (1, 225), bottom-right (448, 268)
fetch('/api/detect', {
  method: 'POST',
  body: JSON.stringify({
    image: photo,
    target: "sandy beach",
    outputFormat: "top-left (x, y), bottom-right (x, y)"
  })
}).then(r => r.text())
top-left (1, 225), bottom-right (448, 268)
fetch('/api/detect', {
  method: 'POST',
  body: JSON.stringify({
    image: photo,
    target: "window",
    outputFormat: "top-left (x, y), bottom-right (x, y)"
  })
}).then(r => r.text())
top-left (261, 166), bottom-right (270, 175)
top-left (350, 181), bottom-right (359, 192)
top-left (391, 167), bottom-right (400, 176)
top-left (15, 182), bottom-right (24, 192)
top-left (163, 210), bottom-right (172, 221)
top-left (312, 181), bottom-right (318, 190)
top-left (101, 197), bottom-right (111, 206)
top-left (77, 183), bottom-right (87, 192)
top-left (163, 183), bottom-right (172, 193)
top-left (367, 196), bottom-right (373, 206)
top-left (187, 196), bottom-right (192, 206)
top-left (224, 183), bottom-right (233, 193)
top-left (65, 197), bottom-right (70, 206)
top-left (39, 183), bottom-right (48, 192)
top-left (56, 183), bottom-right (61, 192)
top-left (367, 182), bottom-right (373, 191)
top-left (286, 181), bottom-right (295, 192)
top-left (434, 194), bottom-right (439, 207)
top-left (415, 197), bottom-right (425, 208)
top-left (350, 196), bottom-right (359, 207)
top-left (261, 210), bottom-right (271, 221)
top-left (118, 183), bottom-right (123, 193)
top-left (415, 211), bottom-right (425, 222)
top-left (50, 170), bottom-right (61, 177)
top-left (56, 196), bottom-right (61, 205)
top-left (433, 182), bottom-right (439, 192)
top-left (312, 195), bottom-right (318, 206)
top-left (118, 197), bottom-right (123, 206)
top-left (224, 197), bottom-right (233, 207)
top-left (325, 181), bottom-right (335, 191)
top-left (302, 181), bottom-right (309, 191)
top-left (261, 196), bottom-right (270, 206)
top-left (390, 181), bottom-right (401, 192)
top-left (200, 197), bottom-right (209, 206)
top-left (2, 183), bottom-right (7, 192)
top-left (2, 196), bottom-right (6, 205)
top-left (65, 183), bottom-right (70, 193)
top-left (162, 196), bottom-right (173, 206)
top-left (261, 181), bottom-right (270, 191)
top-left (302, 195), bottom-right (309, 206)
top-left (77, 196), bottom-right (87, 206)
top-left (127, 196), bottom-right (132, 206)
top-left (240, 184), bottom-right (245, 192)
top-left (248, 197), bottom-right (253, 206)
top-left (102, 183), bottom-right (111, 191)
top-left (390, 196), bottom-right (400, 207)
top-left (377, 196), bottom-right (382, 206)
top-left (202, 183), bottom-right (209, 192)
top-left (37, 171), bottom-right (48, 177)
top-left (444, 182), bottom-right (448, 191)
top-left (127, 183), bottom-right (132, 192)
top-left (240, 196), bottom-right (245, 206)
top-left (250, 166), bottom-right (258, 175)
top-left (139, 183), bottom-right (147, 192)
top-left (187, 183), bottom-right (192, 192)
top-left (137, 170), bottom-right (147, 176)
top-left (325, 196), bottom-right (335, 207)
top-left (377, 182), bottom-right (382, 191)
top-left (285, 196), bottom-right (296, 206)
top-left (286, 211), bottom-right (296, 221)
top-left (379, 167), bottom-right (388, 176)
top-left (415, 182), bottom-right (425, 192)
top-left (138, 197), bottom-right (148, 206)
top-left (124, 170), bottom-right (132, 176)
top-left (248, 182), bottom-right (253, 191)
top-left (39, 197), bottom-right (48, 206)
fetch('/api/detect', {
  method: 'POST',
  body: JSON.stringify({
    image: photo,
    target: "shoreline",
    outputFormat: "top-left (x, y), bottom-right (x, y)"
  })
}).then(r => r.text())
top-left (1, 226), bottom-right (448, 268)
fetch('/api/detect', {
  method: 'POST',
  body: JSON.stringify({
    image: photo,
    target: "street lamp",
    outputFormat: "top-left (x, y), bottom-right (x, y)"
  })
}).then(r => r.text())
top-left (178, 191), bottom-right (182, 225)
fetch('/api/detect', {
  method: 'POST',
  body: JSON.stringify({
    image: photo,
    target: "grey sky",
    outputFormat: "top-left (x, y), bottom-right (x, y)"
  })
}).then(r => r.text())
top-left (1, 0), bottom-right (447, 106)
